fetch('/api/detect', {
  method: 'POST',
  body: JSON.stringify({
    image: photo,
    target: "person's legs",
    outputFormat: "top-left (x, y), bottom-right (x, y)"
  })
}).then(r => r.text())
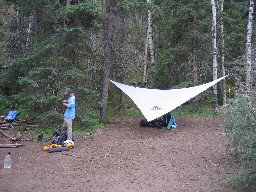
top-left (66, 119), bottom-right (72, 140)
top-left (63, 118), bottom-right (67, 129)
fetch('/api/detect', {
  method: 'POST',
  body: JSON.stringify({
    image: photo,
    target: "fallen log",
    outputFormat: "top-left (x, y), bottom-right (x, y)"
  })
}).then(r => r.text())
top-left (0, 126), bottom-right (9, 130)
top-left (0, 143), bottom-right (23, 148)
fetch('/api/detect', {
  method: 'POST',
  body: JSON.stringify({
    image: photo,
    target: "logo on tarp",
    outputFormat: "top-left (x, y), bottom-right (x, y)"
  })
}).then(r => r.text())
top-left (151, 106), bottom-right (161, 110)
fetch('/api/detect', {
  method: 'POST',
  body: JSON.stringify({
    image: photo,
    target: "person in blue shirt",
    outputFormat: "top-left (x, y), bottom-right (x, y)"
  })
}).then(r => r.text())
top-left (0, 105), bottom-right (17, 125)
top-left (63, 88), bottom-right (76, 141)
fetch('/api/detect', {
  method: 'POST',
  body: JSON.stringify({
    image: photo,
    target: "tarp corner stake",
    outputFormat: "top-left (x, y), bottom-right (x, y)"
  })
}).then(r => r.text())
top-left (110, 76), bottom-right (228, 121)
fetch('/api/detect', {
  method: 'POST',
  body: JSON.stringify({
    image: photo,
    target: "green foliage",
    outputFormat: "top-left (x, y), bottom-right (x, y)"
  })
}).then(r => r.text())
top-left (58, 2), bottom-right (97, 28)
top-left (173, 103), bottom-right (215, 117)
top-left (0, 93), bottom-right (10, 114)
top-left (222, 1), bottom-right (247, 60)
top-left (226, 171), bottom-right (256, 192)
top-left (152, 0), bottom-right (212, 87)
top-left (0, 0), bottom-right (101, 130)
top-left (223, 94), bottom-right (256, 168)
top-left (118, 0), bottom-right (159, 13)
top-left (124, 108), bottom-right (142, 117)
top-left (0, 0), bottom-right (252, 137)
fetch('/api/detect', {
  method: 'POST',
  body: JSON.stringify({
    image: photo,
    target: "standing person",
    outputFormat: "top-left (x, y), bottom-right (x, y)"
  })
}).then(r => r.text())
top-left (0, 105), bottom-right (18, 125)
top-left (63, 88), bottom-right (76, 141)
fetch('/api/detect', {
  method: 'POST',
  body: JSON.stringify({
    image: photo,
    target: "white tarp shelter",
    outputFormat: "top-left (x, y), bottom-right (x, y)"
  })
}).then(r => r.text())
top-left (110, 76), bottom-right (227, 122)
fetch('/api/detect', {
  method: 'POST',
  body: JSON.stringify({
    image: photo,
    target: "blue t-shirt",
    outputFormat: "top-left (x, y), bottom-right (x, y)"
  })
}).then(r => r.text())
top-left (64, 95), bottom-right (76, 119)
top-left (6, 110), bottom-right (17, 120)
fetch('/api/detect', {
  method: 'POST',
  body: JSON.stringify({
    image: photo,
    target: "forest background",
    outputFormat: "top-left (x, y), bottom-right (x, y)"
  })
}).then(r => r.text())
top-left (0, 0), bottom-right (251, 128)
top-left (0, 0), bottom-right (256, 190)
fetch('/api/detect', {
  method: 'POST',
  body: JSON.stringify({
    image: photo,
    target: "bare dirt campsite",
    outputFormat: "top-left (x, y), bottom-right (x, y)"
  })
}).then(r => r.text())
top-left (0, 115), bottom-right (240, 192)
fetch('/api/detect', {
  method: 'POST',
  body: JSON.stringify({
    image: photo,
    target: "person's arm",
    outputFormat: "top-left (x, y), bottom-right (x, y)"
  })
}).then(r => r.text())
top-left (65, 97), bottom-right (75, 108)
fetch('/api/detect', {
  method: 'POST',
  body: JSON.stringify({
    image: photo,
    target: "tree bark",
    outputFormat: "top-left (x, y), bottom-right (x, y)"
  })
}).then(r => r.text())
top-left (220, 0), bottom-right (227, 105)
top-left (246, 0), bottom-right (254, 93)
top-left (147, 0), bottom-right (155, 67)
top-left (143, 0), bottom-right (155, 84)
top-left (25, 11), bottom-right (33, 52)
top-left (143, 28), bottom-right (149, 83)
top-left (100, 0), bottom-right (115, 123)
top-left (0, 144), bottom-right (23, 148)
top-left (88, 0), bottom-right (97, 86)
top-left (211, 0), bottom-right (218, 112)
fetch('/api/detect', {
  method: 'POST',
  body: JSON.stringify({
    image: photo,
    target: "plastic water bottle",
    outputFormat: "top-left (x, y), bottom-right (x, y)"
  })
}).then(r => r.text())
top-left (4, 152), bottom-right (11, 168)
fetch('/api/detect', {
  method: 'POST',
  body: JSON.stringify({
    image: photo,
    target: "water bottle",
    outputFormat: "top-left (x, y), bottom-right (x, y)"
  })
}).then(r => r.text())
top-left (4, 152), bottom-right (11, 168)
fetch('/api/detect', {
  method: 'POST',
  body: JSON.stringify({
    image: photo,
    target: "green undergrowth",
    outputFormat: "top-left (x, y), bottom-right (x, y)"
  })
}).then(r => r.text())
top-left (13, 102), bottom-right (216, 141)
top-left (123, 103), bottom-right (217, 118)
top-left (14, 118), bottom-right (104, 141)
top-left (124, 107), bottom-right (142, 117)
top-left (225, 171), bottom-right (256, 192)
top-left (222, 94), bottom-right (256, 191)
top-left (173, 104), bottom-right (216, 117)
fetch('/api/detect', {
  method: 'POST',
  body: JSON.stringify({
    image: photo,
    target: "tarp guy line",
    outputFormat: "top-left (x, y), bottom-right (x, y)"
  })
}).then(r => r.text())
top-left (110, 75), bottom-right (227, 122)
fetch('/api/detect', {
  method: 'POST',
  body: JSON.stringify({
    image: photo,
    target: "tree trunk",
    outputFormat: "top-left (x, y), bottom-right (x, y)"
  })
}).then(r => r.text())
top-left (246, 0), bottom-right (254, 93)
top-left (88, 0), bottom-right (97, 86)
top-left (118, 75), bottom-right (125, 114)
top-left (25, 11), bottom-right (33, 52)
top-left (211, 0), bottom-right (218, 112)
top-left (100, 0), bottom-right (115, 123)
top-left (192, 16), bottom-right (198, 86)
top-left (143, 29), bottom-right (149, 83)
top-left (143, 0), bottom-right (155, 84)
top-left (220, 0), bottom-right (227, 105)
top-left (147, 0), bottom-right (155, 68)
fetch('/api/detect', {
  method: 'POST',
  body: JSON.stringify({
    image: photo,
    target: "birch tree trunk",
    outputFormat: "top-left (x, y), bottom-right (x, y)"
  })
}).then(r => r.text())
top-left (147, 0), bottom-right (155, 67)
top-left (246, 0), bottom-right (254, 93)
top-left (143, 0), bottom-right (155, 84)
top-left (25, 12), bottom-right (33, 51)
top-left (143, 30), bottom-right (149, 83)
top-left (220, 0), bottom-right (227, 105)
top-left (192, 16), bottom-right (198, 86)
top-left (211, 0), bottom-right (218, 112)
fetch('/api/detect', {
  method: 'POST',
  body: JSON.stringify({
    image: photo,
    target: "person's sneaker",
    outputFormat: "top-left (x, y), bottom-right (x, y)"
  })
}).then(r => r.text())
top-left (171, 125), bottom-right (177, 128)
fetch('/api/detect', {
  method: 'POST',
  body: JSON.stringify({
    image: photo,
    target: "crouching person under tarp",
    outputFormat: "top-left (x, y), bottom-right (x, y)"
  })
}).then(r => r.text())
top-left (140, 112), bottom-right (177, 130)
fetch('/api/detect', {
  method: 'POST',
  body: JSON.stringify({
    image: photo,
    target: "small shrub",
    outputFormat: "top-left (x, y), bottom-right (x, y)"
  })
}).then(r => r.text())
top-left (226, 171), bottom-right (256, 192)
top-left (222, 94), bottom-right (256, 191)
top-left (222, 94), bottom-right (256, 167)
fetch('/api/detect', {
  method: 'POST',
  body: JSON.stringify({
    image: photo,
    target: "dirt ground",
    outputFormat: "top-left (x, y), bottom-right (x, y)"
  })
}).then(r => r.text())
top-left (0, 115), bottom-right (241, 192)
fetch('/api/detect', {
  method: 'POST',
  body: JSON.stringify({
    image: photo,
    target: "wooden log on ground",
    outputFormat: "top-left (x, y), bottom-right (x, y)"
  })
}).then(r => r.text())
top-left (0, 126), bottom-right (9, 130)
top-left (0, 143), bottom-right (23, 148)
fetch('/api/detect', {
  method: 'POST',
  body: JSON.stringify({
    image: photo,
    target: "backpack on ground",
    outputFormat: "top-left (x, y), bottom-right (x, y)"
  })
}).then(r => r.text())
top-left (52, 127), bottom-right (67, 145)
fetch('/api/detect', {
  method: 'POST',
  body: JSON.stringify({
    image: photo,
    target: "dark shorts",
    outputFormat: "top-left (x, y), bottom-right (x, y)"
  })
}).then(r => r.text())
top-left (6, 119), bottom-right (14, 123)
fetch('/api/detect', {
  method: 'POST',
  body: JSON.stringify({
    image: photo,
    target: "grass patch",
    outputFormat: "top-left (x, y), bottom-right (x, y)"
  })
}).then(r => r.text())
top-left (124, 108), bottom-right (142, 117)
top-left (173, 104), bottom-right (216, 117)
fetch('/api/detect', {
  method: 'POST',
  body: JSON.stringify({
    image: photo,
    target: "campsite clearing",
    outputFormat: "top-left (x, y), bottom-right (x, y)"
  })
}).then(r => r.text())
top-left (0, 115), bottom-right (240, 192)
